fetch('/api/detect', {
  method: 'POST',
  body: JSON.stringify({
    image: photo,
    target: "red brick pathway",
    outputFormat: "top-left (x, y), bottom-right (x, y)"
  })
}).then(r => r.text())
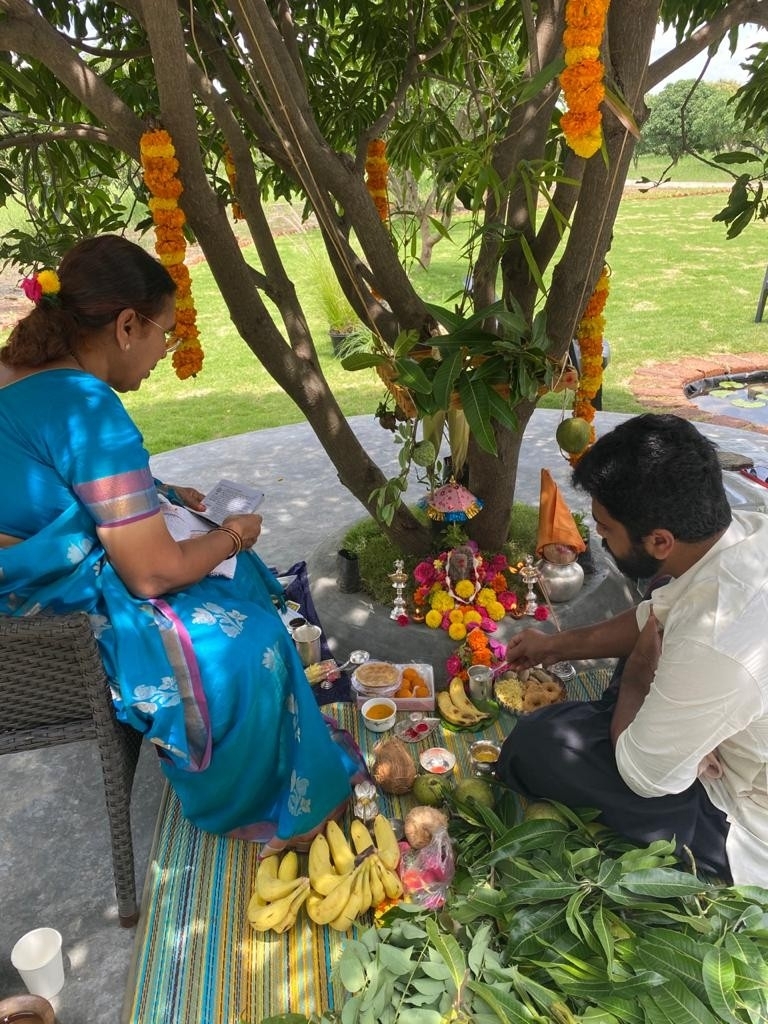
top-left (629, 352), bottom-right (768, 436)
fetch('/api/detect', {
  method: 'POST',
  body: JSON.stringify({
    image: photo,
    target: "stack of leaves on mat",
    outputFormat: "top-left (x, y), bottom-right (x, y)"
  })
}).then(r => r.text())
top-left (257, 792), bottom-right (768, 1024)
top-left (248, 816), bottom-right (402, 935)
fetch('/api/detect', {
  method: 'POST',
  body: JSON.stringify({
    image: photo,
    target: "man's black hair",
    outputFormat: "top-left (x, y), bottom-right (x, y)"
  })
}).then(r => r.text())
top-left (571, 413), bottom-right (732, 542)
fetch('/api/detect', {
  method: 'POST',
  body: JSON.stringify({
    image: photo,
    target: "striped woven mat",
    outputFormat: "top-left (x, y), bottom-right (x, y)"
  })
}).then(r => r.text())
top-left (121, 669), bottom-right (611, 1024)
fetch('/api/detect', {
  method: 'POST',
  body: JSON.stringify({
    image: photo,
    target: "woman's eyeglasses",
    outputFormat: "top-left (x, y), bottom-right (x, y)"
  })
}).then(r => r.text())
top-left (141, 315), bottom-right (181, 353)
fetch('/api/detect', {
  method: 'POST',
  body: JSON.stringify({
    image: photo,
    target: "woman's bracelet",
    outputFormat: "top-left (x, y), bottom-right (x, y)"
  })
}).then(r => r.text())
top-left (213, 525), bottom-right (243, 558)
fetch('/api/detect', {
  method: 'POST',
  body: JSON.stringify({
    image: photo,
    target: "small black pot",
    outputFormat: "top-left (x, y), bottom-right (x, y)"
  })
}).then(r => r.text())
top-left (336, 548), bottom-right (362, 592)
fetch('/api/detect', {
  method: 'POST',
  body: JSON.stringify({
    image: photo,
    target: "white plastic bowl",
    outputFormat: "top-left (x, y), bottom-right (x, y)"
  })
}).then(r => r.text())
top-left (361, 697), bottom-right (397, 732)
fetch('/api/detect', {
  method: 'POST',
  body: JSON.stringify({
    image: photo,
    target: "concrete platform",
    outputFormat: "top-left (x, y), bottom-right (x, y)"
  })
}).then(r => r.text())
top-left (2, 408), bottom-right (768, 1022)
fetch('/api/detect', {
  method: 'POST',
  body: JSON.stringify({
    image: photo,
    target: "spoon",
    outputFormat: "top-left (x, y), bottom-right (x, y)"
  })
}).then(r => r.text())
top-left (336, 649), bottom-right (370, 673)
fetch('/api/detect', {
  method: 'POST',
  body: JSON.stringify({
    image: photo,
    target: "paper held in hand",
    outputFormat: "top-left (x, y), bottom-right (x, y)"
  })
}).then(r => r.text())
top-left (159, 479), bottom-right (264, 579)
top-left (197, 478), bottom-right (265, 526)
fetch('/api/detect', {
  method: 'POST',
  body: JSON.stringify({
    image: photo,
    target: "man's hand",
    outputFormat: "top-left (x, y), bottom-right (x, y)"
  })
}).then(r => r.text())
top-left (505, 629), bottom-right (559, 671)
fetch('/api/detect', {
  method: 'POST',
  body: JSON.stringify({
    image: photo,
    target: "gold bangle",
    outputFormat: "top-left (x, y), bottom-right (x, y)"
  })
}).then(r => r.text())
top-left (214, 525), bottom-right (242, 557)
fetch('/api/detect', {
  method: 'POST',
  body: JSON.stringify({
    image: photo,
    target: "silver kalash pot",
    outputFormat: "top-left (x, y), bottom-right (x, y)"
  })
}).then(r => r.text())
top-left (536, 556), bottom-right (585, 603)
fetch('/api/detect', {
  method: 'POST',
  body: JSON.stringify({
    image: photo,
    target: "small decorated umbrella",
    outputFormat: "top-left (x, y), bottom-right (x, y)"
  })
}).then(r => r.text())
top-left (419, 479), bottom-right (483, 522)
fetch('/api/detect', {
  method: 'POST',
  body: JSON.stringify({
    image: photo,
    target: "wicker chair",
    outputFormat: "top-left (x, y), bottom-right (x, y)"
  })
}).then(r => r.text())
top-left (0, 612), bottom-right (143, 927)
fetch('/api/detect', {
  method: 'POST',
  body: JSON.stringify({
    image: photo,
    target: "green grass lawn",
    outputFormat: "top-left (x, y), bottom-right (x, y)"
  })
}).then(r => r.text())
top-left (3, 159), bottom-right (766, 453)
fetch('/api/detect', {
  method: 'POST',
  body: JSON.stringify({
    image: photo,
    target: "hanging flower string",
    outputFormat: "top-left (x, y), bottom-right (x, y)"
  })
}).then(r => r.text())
top-left (570, 264), bottom-right (610, 464)
top-left (140, 127), bottom-right (203, 380)
top-left (560, 0), bottom-right (610, 159)
top-left (365, 139), bottom-right (389, 222)
top-left (223, 145), bottom-right (244, 222)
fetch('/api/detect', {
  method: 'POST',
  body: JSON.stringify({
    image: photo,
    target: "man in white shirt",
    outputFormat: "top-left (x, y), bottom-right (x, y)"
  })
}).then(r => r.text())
top-left (498, 414), bottom-right (768, 885)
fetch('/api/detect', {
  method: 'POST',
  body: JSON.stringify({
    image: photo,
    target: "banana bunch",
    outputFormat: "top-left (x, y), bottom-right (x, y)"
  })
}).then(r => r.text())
top-left (247, 850), bottom-right (311, 933)
top-left (306, 815), bottom-right (403, 931)
top-left (437, 676), bottom-right (491, 727)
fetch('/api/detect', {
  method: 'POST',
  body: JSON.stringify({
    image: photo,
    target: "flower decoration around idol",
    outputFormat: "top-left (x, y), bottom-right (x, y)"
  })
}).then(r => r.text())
top-left (140, 126), bottom-right (203, 381)
top-left (413, 542), bottom-right (522, 640)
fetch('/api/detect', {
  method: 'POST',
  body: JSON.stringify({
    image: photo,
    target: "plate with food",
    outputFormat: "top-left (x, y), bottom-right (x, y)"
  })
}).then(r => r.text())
top-left (436, 675), bottom-right (500, 732)
top-left (494, 666), bottom-right (568, 715)
top-left (351, 660), bottom-right (402, 697)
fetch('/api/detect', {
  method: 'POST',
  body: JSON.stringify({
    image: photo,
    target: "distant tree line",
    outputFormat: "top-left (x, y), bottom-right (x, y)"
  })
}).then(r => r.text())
top-left (636, 79), bottom-right (766, 160)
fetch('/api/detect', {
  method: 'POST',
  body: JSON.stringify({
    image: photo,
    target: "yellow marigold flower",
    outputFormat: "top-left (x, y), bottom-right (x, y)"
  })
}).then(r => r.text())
top-left (36, 269), bottom-right (61, 295)
top-left (463, 609), bottom-right (482, 625)
top-left (449, 609), bottom-right (464, 623)
top-left (448, 622), bottom-right (467, 642)
top-left (488, 601), bottom-right (506, 621)
top-left (432, 591), bottom-right (455, 612)
top-left (425, 609), bottom-right (443, 629)
top-left (454, 579), bottom-right (476, 600)
top-left (475, 587), bottom-right (496, 608)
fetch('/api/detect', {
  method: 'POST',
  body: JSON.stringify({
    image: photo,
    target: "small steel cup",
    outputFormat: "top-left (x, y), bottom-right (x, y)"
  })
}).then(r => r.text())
top-left (293, 623), bottom-right (322, 666)
top-left (467, 664), bottom-right (493, 703)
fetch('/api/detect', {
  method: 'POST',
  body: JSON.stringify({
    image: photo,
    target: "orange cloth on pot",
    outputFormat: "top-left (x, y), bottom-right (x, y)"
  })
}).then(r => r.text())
top-left (536, 469), bottom-right (586, 556)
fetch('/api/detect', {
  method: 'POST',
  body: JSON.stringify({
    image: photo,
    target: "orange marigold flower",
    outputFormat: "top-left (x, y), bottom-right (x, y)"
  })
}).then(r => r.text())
top-left (140, 125), bottom-right (203, 381)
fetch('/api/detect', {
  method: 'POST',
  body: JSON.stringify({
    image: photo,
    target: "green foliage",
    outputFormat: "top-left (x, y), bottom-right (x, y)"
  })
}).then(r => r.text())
top-left (281, 803), bottom-right (768, 1024)
top-left (639, 80), bottom-right (744, 160)
top-left (342, 500), bottom-right (540, 604)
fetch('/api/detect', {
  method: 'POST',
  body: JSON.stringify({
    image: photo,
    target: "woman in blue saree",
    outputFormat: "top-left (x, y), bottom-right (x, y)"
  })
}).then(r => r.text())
top-left (0, 235), bottom-right (363, 852)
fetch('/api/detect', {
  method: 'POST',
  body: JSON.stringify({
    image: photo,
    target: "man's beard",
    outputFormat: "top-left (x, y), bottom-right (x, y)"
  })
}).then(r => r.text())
top-left (602, 538), bottom-right (663, 580)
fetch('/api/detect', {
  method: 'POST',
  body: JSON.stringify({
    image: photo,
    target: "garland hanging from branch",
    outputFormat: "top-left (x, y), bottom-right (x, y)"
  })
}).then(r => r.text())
top-left (560, 0), bottom-right (610, 159)
top-left (365, 139), bottom-right (390, 221)
top-left (223, 145), bottom-right (244, 222)
top-left (140, 127), bottom-right (203, 380)
top-left (570, 265), bottom-right (610, 465)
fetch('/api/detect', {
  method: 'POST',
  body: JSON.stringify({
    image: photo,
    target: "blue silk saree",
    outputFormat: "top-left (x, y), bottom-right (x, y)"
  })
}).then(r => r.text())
top-left (0, 370), bottom-right (362, 843)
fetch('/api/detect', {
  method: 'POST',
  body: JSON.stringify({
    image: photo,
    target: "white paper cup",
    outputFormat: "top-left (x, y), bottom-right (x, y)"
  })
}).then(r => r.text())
top-left (10, 928), bottom-right (64, 999)
top-left (293, 623), bottom-right (322, 666)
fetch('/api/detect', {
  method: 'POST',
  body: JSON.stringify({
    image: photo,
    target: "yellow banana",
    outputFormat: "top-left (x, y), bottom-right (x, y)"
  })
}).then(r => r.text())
top-left (437, 691), bottom-right (479, 727)
top-left (372, 855), bottom-right (404, 900)
top-left (277, 850), bottom-right (299, 882)
top-left (328, 864), bottom-right (366, 931)
top-left (356, 857), bottom-right (373, 914)
top-left (372, 815), bottom-right (400, 871)
top-left (308, 833), bottom-right (335, 885)
top-left (368, 855), bottom-right (386, 907)
top-left (271, 882), bottom-right (311, 935)
top-left (256, 855), bottom-right (307, 902)
top-left (326, 819), bottom-right (356, 875)
top-left (306, 871), bottom-right (356, 925)
top-left (350, 818), bottom-right (374, 855)
top-left (248, 878), bottom-right (309, 932)
top-left (448, 676), bottom-right (489, 718)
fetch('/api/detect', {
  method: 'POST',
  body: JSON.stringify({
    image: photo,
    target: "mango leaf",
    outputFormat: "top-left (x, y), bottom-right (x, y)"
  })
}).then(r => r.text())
top-left (592, 904), bottom-right (616, 976)
top-left (617, 868), bottom-right (711, 898)
top-left (501, 878), bottom-right (583, 901)
top-left (640, 976), bottom-right (721, 1024)
top-left (633, 929), bottom-right (709, 1001)
top-left (456, 376), bottom-right (496, 455)
top-left (341, 351), bottom-right (387, 371)
top-left (465, 978), bottom-right (537, 1023)
top-left (701, 948), bottom-right (741, 1024)
top-left (393, 329), bottom-right (422, 358)
top-left (425, 918), bottom-right (467, 990)
top-left (487, 388), bottom-right (519, 432)
top-left (514, 56), bottom-right (565, 105)
top-left (431, 348), bottom-right (465, 406)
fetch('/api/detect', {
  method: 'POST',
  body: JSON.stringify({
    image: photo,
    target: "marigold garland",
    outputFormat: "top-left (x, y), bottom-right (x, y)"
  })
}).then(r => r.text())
top-left (569, 264), bottom-right (610, 465)
top-left (140, 127), bottom-right (203, 380)
top-left (223, 145), bottom-right (244, 222)
top-left (560, 0), bottom-right (610, 159)
top-left (365, 139), bottom-right (389, 222)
